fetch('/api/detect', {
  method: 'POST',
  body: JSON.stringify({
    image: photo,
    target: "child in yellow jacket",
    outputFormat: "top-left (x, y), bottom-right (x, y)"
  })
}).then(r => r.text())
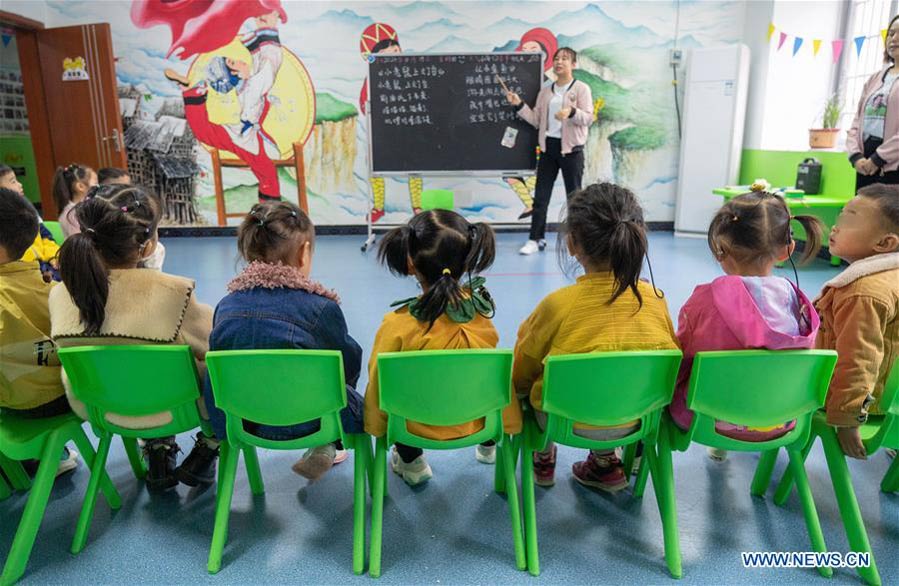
top-left (817, 184), bottom-right (899, 459)
top-left (0, 164), bottom-right (60, 281)
top-left (514, 183), bottom-right (679, 492)
top-left (365, 210), bottom-right (522, 486)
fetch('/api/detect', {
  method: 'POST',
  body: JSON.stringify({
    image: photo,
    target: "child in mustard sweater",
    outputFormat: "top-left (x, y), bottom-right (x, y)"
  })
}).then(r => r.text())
top-left (513, 183), bottom-right (679, 492)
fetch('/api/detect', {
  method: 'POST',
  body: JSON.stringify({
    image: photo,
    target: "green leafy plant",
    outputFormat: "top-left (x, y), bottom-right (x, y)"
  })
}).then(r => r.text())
top-left (822, 93), bottom-right (842, 129)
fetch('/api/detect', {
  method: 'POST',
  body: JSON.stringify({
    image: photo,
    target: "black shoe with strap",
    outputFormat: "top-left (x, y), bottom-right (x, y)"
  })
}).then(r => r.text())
top-left (175, 434), bottom-right (220, 487)
top-left (144, 440), bottom-right (179, 492)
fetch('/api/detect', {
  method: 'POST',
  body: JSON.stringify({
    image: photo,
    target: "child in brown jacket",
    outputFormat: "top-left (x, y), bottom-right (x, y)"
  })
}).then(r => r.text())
top-left (818, 184), bottom-right (899, 458)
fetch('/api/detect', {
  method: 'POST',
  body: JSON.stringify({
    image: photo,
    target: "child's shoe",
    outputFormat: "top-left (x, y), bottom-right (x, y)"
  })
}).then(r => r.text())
top-left (707, 447), bottom-right (728, 462)
top-left (572, 452), bottom-right (628, 493)
top-left (176, 433), bottom-right (219, 487)
top-left (475, 443), bottom-right (496, 464)
top-left (292, 444), bottom-right (337, 481)
top-left (533, 445), bottom-right (557, 487)
top-left (391, 448), bottom-right (433, 486)
top-left (885, 448), bottom-right (896, 459)
top-left (334, 448), bottom-right (349, 465)
top-left (144, 440), bottom-right (179, 492)
top-left (614, 443), bottom-right (643, 476)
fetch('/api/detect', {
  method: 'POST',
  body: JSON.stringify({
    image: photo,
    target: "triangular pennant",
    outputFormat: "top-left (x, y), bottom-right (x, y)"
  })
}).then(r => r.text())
top-left (768, 23), bottom-right (776, 42)
top-left (792, 37), bottom-right (804, 56)
top-left (0, 34), bottom-right (10, 48)
top-left (813, 39), bottom-right (822, 56)
top-left (832, 39), bottom-right (844, 63)
top-left (777, 32), bottom-right (788, 51)
top-left (883, 29), bottom-right (888, 47)
top-left (855, 35), bottom-right (866, 56)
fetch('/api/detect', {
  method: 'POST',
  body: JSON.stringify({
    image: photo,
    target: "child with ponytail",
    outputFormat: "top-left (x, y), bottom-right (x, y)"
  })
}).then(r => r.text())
top-left (180, 201), bottom-right (365, 486)
top-left (49, 186), bottom-right (213, 491)
top-left (52, 163), bottom-right (97, 238)
top-left (669, 188), bottom-right (824, 460)
top-left (513, 182), bottom-right (679, 492)
top-left (366, 210), bottom-right (522, 486)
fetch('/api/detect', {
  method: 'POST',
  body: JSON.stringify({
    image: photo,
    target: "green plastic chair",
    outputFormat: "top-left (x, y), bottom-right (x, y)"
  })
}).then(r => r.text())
top-left (369, 349), bottom-right (525, 578)
top-left (42, 221), bottom-right (64, 244)
top-left (57, 345), bottom-right (209, 555)
top-left (659, 349), bottom-right (838, 579)
top-left (205, 350), bottom-right (372, 575)
top-left (760, 356), bottom-right (899, 586)
top-left (419, 189), bottom-right (454, 211)
top-left (512, 350), bottom-right (683, 577)
top-left (0, 410), bottom-right (121, 586)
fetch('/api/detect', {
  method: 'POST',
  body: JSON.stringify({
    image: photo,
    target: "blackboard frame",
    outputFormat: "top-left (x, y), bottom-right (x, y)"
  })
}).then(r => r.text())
top-left (365, 51), bottom-right (544, 177)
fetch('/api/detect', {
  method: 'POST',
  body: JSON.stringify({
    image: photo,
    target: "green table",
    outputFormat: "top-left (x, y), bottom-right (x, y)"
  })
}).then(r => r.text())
top-left (713, 187), bottom-right (846, 266)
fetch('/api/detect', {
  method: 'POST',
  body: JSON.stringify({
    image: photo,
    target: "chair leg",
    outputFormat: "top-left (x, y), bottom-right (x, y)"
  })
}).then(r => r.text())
top-left (0, 434), bottom-right (63, 586)
top-left (494, 440), bottom-right (506, 495)
top-left (622, 442), bottom-right (637, 482)
top-left (351, 436), bottom-right (366, 575)
top-left (500, 437), bottom-right (526, 571)
top-left (750, 449), bottom-right (779, 497)
top-left (242, 446), bottom-right (265, 496)
top-left (0, 454), bottom-right (30, 492)
top-left (786, 447), bottom-right (832, 578)
top-left (632, 448), bottom-right (651, 498)
top-left (775, 436), bottom-right (814, 506)
top-left (70, 435), bottom-right (113, 554)
top-left (818, 429), bottom-right (881, 586)
top-left (208, 443), bottom-right (239, 574)
top-left (520, 444), bottom-right (539, 576)
top-left (122, 437), bottom-right (146, 480)
top-left (369, 436), bottom-right (388, 578)
top-left (70, 429), bottom-right (120, 510)
top-left (0, 474), bottom-right (10, 502)
top-left (881, 455), bottom-right (899, 493)
top-left (653, 430), bottom-right (682, 579)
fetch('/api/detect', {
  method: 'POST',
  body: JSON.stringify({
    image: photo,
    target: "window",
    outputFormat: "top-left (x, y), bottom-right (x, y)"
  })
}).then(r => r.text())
top-left (841, 0), bottom-right (897, 128)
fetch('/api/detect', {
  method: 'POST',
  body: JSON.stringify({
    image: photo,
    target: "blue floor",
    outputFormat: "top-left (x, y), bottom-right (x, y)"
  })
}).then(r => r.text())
top-left (2, 232), bottom-right (897, 585)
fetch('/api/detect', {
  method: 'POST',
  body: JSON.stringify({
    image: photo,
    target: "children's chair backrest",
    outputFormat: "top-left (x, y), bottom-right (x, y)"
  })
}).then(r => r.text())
top-left (43, 221), bottom-right (64, 243)
top-left (869, 356), bottom-right (899, 451)
top-left (206, 350), bottom-right (347, 449)
top-left (542, 350), bottom-right (682, 433)
top-left (419, 189), bottom-right (454, 211)
top-left (377, 349), bottom-right (512, 446)
top-left (58, 345), bottom-right (202, 437)
top-left (685, 349), bottom-right (837, 448)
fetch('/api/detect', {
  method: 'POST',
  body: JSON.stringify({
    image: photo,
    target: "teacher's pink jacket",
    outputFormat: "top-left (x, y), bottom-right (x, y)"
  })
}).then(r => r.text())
top-left (516, 79), bottom-right (594, 155)
top-left (847, 65), bottom-right (899, 172)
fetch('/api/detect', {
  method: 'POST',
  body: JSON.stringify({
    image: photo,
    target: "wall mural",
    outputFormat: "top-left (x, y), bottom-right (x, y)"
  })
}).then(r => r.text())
top-left (45, 1), bottom-right (744, 227)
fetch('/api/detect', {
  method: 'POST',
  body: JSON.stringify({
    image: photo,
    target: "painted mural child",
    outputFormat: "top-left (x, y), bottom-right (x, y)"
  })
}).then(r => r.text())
top-left (163, 8), bottom-right (287, 203)
top-left (359, 22), bottom-right (423, 223)
top-left (504, 27), bottom-right (557, 220)
top-left (669, 189), bottom-right (824, 461)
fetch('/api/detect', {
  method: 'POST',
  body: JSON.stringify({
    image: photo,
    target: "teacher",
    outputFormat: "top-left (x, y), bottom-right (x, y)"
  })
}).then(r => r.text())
top-left (506, 47), bottom-right (594, 255)
top-left (848, 14), bottom-right (899, 190)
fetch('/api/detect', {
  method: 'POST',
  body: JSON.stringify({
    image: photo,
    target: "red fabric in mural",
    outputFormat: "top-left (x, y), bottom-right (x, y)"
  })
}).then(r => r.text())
top-left (131, 0), bottom-right (287, 59)
top-left (358, 23), bottom-right (399, 115)
top-left (517, 27), bottom-right (557, 72)
top-left (183, 88), bottom-right (280, 198)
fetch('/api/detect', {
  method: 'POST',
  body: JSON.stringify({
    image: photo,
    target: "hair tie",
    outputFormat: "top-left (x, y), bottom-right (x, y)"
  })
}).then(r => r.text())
top-left (121, 206), bottom-right (129, 212)
top-left (442, 268), bottom-right (451, 275)
top-left (290, 210), bottom-right (297, 218)
top-left (731, 215), bottom-right (739, 222)
top-left (85, 228), bottom-right (96, 235)
top-left (257, 219), bottom-right (265, 227)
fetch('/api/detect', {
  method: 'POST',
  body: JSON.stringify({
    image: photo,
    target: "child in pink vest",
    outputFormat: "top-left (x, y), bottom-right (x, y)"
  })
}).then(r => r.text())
top-left (669, 190), bottom-right (825, 459)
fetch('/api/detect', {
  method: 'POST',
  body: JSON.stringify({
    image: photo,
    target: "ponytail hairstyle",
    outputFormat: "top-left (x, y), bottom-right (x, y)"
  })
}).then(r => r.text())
top-left (708, 190), bottom-right (824, 271)
top-left (237, 200), bottom-right (314, 264)
top-left (58, 185), bottom-right (160, 334)
top-left (560, 182), bottom-right (654, 307)
top-left (378, 209), bottom-right (496, 327)
top-left (52, 163), bottom-right (93, 213)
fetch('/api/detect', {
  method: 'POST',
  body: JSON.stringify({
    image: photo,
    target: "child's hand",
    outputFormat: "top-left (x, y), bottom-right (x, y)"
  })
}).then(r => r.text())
top-left (836, 426), bottom-right (867, 459)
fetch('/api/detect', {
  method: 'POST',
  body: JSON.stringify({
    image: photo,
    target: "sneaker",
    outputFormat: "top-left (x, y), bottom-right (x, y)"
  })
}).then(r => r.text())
top-left (537, 239), bottom-right (547, 251)
top-left (519, 240), bottom-right (540, 255)
top-left (369, 208), bottom-right (385, 223)
top-left (144, 441), bottom-right (179, 492)
top-left (572, 452), bottom-right (629, 493)
top-left (292, 444), bottom-right (337, 481)
top-left (175, 434), bottom-right (219, 487)
top-left (475, 444), bottom-right (496, 464)
top-left (333, 449), bottom-right (349, 465)
top-left (391, 448), bottom-right (433, 486)
top-left (533, 446), bottom-right (557, 487)
top-left (57, 448), bottom-right (79, 476)
top-left (707, 447), bottom-right (728, 462)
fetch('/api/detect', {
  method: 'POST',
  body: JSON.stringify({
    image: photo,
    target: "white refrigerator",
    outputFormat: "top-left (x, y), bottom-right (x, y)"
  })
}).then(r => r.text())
top-left (674, 45), bottom-right (750, 235)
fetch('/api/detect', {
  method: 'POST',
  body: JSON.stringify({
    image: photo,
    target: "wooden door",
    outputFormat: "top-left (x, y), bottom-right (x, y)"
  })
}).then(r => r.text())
top-left (17, 23), bottom-right (125, 217)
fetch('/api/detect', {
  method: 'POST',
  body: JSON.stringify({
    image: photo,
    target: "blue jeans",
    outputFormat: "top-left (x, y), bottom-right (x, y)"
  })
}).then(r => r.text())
top-left (203, 381), bottom-right (365, 441)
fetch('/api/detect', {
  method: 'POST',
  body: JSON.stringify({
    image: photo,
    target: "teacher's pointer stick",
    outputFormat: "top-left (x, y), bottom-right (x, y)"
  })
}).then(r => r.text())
top-left (495, 74), bottom-right (511, 95)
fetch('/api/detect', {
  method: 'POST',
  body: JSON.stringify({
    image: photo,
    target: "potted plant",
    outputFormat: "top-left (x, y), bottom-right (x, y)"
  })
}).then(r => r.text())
top-left (809, 93), bottom-right (841, 148)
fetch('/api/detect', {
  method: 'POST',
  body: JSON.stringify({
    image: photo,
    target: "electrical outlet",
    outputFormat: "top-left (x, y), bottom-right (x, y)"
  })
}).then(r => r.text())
top-left (669, 49), bottom-right (683, 66)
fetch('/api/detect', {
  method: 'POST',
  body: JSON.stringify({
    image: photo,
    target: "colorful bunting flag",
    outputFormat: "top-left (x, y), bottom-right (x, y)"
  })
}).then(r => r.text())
top-left (0, 34), bottom-right (10, 48)
top-left (883, 29), bottom-right (888, 47)
top-left (768, 23), bottom-right (776, 42)
top-left (812, 39), bottom-right (822, 56)
top-left (778, 32), bottom-right (788, 51)
top-left (767, 22), bottom-right (889, 61)
top-left (855, 35), bottom-right (866, 56)
top-left (832, 39), bottom-right (844, 64)
top-left (792, 37), bottom-right (804, 56)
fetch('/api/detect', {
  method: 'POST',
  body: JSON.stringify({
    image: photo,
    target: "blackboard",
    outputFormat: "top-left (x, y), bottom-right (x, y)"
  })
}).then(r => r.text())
top-left (367, 52), bottom-right (543, 175)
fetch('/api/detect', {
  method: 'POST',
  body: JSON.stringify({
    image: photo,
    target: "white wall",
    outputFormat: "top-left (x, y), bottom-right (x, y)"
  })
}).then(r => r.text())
top-left (742, 0), bottom-right (845, 150)
top-left (2, 1), bottom-right (48, 25)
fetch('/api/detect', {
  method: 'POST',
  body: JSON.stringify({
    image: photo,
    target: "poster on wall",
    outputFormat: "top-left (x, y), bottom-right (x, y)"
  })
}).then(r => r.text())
top-left (42, 0), bottom-right (744, 227)
top-left (1, 27), bottom-right (40, 203)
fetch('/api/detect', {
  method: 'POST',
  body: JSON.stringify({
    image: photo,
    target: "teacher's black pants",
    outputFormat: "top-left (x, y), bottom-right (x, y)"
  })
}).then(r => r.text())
top-left (856, 136), bottom-right (899, 190)
top-left (530, 137), bottom-right (585, 241)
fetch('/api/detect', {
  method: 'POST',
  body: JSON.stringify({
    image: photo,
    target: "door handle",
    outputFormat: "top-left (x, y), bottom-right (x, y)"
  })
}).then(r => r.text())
top-left (102, 129), bottom-right (122, 153)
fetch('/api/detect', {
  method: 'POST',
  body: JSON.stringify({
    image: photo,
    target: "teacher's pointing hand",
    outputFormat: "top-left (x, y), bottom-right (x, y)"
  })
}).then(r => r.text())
top-left (506, 91), bottom-right (522, 106)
